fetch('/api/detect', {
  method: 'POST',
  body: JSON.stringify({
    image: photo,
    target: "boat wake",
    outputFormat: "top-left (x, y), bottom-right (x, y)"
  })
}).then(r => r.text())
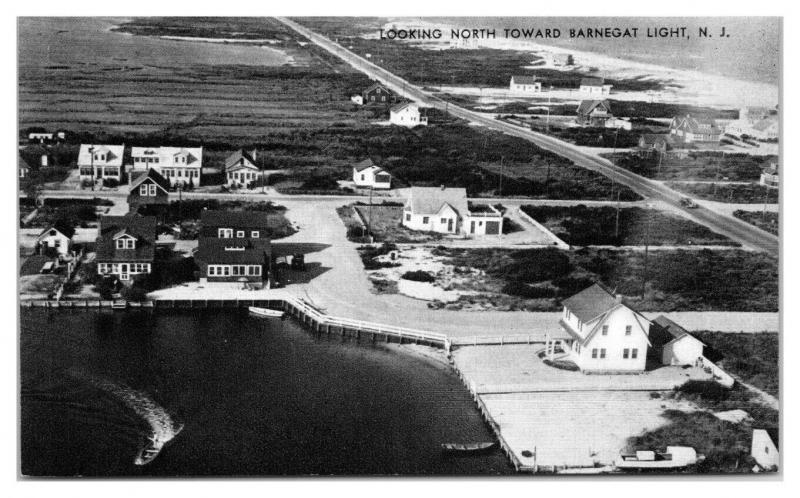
top-left (75, 373), bottom-right (183, 466)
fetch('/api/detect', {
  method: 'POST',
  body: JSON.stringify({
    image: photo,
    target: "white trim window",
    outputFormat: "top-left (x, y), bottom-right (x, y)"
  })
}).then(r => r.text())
top-left (139, 184), bottom-right (149, 196)
top-left (251, 231), bottom-right (260, 238)
top-left (218, 228), bottom-right (233, 238)
top-left (236, 231), bottom-right (245, 238)
top-left (149, 184), bottom-right (157, 196)
top-left (116, 238), bottom-right (136, 250)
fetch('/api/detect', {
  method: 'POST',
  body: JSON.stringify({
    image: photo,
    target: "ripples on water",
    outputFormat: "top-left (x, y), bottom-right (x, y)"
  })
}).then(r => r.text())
top-left (20, 308), bottom-right (513, 476)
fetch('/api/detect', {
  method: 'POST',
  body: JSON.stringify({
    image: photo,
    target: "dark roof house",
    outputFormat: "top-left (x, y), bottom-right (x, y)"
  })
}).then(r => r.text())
top-left (560, 283), bottom-right (622, 324)
top-left (95, 214), bottom-right (158, 263)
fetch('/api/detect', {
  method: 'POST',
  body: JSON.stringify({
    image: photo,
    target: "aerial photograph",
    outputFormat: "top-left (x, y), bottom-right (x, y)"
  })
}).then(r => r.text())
top-left (17, 16), bottom-right (780, 477)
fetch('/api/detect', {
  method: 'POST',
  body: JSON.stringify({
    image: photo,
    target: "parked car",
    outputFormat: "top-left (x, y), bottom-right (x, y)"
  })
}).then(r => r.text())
top-left (680, 197), bottom-right (698, 209)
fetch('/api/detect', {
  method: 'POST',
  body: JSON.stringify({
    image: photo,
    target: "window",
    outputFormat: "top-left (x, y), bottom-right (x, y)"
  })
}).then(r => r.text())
top-left (139, 185), bottom-right (148, 196)
top-left (251, 231), bottom-right (260, 238)
top-left (591, 348), bottom-right (598, 359)
top-left (361, 174), bottom-right (365, 181)
top-left (236, 231), bottom-right (245, 238)
top-left (405, 214), bottom-right (411, 221)
top-left (602, 325), bottom-right (608, 336)
top-left (209, 266), bottom-right (216, 276)
top-left (218, 228), bottom-right (233, 238)
top-left (623, 348), bottom-right (630, 359)
top-left (625, 325), bottom-right (632, 336)
top-left (631, 349), bottom-right (638, 359)
top-left (149, 184), bottom-right (157, 196)
top-left (120, 273), bottom-right (129, 281)
top-left (422, 217), bottom-right (429, 224)
top-left (600, 348), bottom-right (606, 359)
top-left (441, 218), bottom-right (447, 224)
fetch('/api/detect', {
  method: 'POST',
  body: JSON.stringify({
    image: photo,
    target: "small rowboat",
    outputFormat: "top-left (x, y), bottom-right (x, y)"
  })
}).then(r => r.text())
top-left (248, 306), bottom-right (285, 319)
top-left (615, 446), bottom-right (704, 470)
top-left (441, 442), bottom-right (496, 453)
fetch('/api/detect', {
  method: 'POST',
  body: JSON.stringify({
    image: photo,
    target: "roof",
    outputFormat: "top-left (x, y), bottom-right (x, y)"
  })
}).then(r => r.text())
top-left (38, 222), bottom-right (75, 240)
top-left (390, 102), bottom-right (417, 114)
top-left (580, 77), bottom-right (605, 87)
top-left (652, 315), bottom-right (704, 345)
top-left (406, 186), bottom-right (469, 216)
top-left (363, 82), bottom-right (391, 94)
top-left (78, 144), bottom-right (125, 167)
top-left (196, 237), bottom-right (271, 265)
top-left (577, 99), bottom-right (611, 116)
top-left (200, 210), bottom-right (274, 230)
top-left (561, 283), bottom-right (621, 323)
top-left (130, 168), bottom-right (171, 192)
top-left (18, 155), bottom-right (31, 170)
top-left (131, 146), bottom-right (203, 168)
top-left (225, 149), bottom-right (258, 170)
top-left (672, 115), bottom-right (721, 134)
top-left (512, 75), bottom-right (538, 85)
top-left (95, 214), bottom-right (157, 262)
top-left (353, 158), bottom-right (377, 172)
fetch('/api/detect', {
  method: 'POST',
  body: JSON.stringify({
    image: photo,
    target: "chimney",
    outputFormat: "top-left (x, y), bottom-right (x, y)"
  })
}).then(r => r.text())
top-left (440, 185), bottom-right (446, 190)
top-left (615, 294), bottom-right (623, 303)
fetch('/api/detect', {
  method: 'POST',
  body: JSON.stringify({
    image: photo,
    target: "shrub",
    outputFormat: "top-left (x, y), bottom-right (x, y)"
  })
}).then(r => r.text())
top-left (102, 178), bottom-right (119, 188)
top-left (401, 270), bottom-right (435, 283)
top-left (93, 277), bottom-right (116, 299)
top-left (501, 281), bottom-right (556, 299)
top-left (121, 285), bottom-right (149, 302)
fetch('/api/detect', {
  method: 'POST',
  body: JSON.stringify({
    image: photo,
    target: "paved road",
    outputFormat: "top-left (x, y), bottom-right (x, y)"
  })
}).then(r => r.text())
top-left (275, 17), bottom-right (779, 257)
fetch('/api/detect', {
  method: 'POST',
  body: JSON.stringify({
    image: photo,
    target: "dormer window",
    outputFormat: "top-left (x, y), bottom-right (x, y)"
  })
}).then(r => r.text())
top-left (236, 231), bottom-right (245, 238)
top-left (116, 238), bottom-right (135, 250)
top-left (251, 231), bottom-right (260, 238)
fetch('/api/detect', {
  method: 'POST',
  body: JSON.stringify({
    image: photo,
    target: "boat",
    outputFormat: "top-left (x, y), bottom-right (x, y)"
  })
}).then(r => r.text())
top-left (248, 306), bottom-right (285, 318)
top-left (615, 446), bottom-right (704, 470)
top-left (441, 442), bottom-right (496, 453)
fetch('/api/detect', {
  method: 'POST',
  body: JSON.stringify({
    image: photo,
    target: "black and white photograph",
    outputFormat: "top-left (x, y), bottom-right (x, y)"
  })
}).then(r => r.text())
top-left (11, 5), bottom-right (787, 484)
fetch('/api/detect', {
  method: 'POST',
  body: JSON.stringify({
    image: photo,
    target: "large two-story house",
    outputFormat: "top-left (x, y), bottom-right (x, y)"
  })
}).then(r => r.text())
top-left (195, 210), bottom-right (273, 285)
top-left (669, 115), bottom-right (722, 144)
top-left (362, 82), bottom-right (395, 105)
top-left (556, 283), bottom-right (651, 373)
top-left (95, 214), bottom-right (158, 283)
top-left (78, 144), bottom-right (125, 183)
top-left (130, 146), bottom-right (203, 187)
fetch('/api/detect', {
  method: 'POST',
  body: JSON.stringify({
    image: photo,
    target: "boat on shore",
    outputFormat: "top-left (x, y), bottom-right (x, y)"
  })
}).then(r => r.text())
top-left (615, 446), bottom-right (704, 471)
top-left (248, 306), bottom-right (285, 319)
top-left (441, 442), bottom-right (496, 454)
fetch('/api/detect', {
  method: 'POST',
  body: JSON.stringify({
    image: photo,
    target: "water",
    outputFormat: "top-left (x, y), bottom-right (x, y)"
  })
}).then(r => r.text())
top-left (20, 308), bottom-right (512, 476)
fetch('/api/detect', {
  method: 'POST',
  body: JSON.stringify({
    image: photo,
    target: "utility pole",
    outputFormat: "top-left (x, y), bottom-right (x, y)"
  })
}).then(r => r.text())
top-left (498, 156), bottom-right (504, 197)
top-left (762, 185), bottom-right (769, 220)
top-left (657, 147), bottom-right (664, 177)
top-left (546, 86), bottom-right (553, 132)
top-left (89, 145), bottom-right (95, 191)
top-left (368, 186), bottom-right (374, 239)
top-left (642, 208), bottom-right (650, 298)
top-left (615, 189), bottom-right (621, 239)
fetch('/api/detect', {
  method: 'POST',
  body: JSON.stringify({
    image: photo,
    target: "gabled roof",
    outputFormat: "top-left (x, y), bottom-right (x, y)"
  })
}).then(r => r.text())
top-left (512, 75), bottom-right (538, 85)
top-left (225, 149), bottom-right (258, 170)
top-left (95, 214), bottom-right (157, 262)
top-left (390, 102), bottom-right (417, 113)
top-left (651, 315), bottom-right (705, 345)
top-left (78, 144), bottom-right (125, 167)
top-left (406, 186), bottom-right (469, 217)
top-left (577, 99), bottom-right (611, 116)
top-left (130, 168), bottom-right (170, 193)
top-left (196, 237), bottom-right (271, 265)
top-left (200, 210), bottom-right (274, 231)
top-left (363, 82), bottom-right (392, 95)
top-left (671, 115), bottom-right (721, 134)
top-left (353, 158), bottom-right (377, 172)
top-left (561, 283), bottom-right (620, 323)
top-left (580, 77), bottom-right (605, 86)
top-left (38, 222), bottom-right (75, 240)
top-left (18, 155), bottom-right (31, 170)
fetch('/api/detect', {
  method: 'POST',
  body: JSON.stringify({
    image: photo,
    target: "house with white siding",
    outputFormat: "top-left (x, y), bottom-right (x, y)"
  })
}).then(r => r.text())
top-left (552, 283), bottom-right (651, 373)
top-left (78, 144), bottom-right (125, 183)
top-left (390, 103), bottom-right (427, 127)
top-left (352, 159), bottom-right (391, 189)
top-left (95, 214), bottom-right (157, 283)
top-left (510, 75), bottom-right (542, 93)
top-left (402, 186), bottom-right (502, 237)
top-left (130, 146), bottom-right (203, 187)
top-left (648, 315), bottom-right (705, 367)
top-left (579, 77), bottom-right (613, 96)
top-left (36, 223), bottom-right (74, 258)
top-left (669, 115), bottom-right (722, 144)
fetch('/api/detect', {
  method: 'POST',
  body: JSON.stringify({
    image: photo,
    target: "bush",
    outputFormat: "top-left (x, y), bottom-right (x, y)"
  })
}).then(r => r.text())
top-left (93, 277), bottom-right (116, 299)
top-left (102, 178), bottom-right (119, 188)
top-left (401, 270), bottom-right (435, 283)
top-left (120, 285), bottom-right (149, 302)
top-left (501, 281), bottom-right (556, 299)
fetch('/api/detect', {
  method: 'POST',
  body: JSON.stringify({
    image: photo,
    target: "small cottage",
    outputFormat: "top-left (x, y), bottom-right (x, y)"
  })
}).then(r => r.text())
top-left (510, 75), bottom-right (542, 93)
top-left (648, 315), bottom-right (705, 366)
top-left (402, 186), bottom-right (502, 237)
top-left (36, 223), bottom-right (75, 258)
top-left (390, 103), bottom-right (428, 127)
top-left (576, 100), bottom-right (613, 127)
top-left (760, 163), bottom-right (779, 189)
top-left (225, 149), bottom-right (261, 187)
top-left (579, 77), bottom-right (613, 95)
top-left (352, 159), bottom-right (391, 189)
top-left (362, 82), bottom-right (395, 105)
top-left (78, 144), bottom-right (125, 183)
top-left (128, 168), bottom-right (171, 209)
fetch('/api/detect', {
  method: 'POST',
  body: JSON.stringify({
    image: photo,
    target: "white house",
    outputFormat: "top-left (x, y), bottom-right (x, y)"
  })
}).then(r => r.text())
top-left (649, 316), bottom-right (705, 366)
top-left (669, 115), bottom-right (722, 144)
top-left (402, 186), bottom-right (502, 236)
top-left (554, 283), bottom-right (651, 373)
top-left (352, 159), bottom-right (391, 190)
top-left (350, 95), bottom-right (364, 105)
top-left (579, 77), bottom-right (613, 96)
top-left (225, 149), bottom-right (260, 187)
top-left (78, 144), bottom-right (125, 183)
top-left (390, 103), bottom-right (427, 127)
top-left (510, 75), bottom-right (542, 93)
top-left (36, 224), bottom-right (74, 257)
top-left (751, 429), bottom-right (779, 471)
top-left (760, 163), bottom-right (779, 189)
top-left (28, 132), bottom-right (53, 143)
top-left (130, 146), bottom-right (203, 187)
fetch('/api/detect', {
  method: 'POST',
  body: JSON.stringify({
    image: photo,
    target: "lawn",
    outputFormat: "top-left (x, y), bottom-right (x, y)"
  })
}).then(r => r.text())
top-left (438, 247), bottom-right (778, 312)
top-left (692, 332), bottom-right (779, 398)
top-left (520, 205), bottom-right (737, 247)
top-left (606, 151), bottom-right (777, 182)
top-left (667, 182), bottom-right (779, 204)
top-left (733, 210), bottom-right (779, 236)
top-left (22, 198), bottom-right (114, 228)
top-left (337, 203), bottom-right (443, 243)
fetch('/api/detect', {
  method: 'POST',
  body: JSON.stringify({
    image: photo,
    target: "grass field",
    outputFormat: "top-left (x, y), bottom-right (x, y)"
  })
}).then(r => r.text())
top-left (438, 247), bottom-right (777, 312)
top-left (520, 205), bottom-right (737, 247)
top-left (693, 332), bottom-right (779, 398)
top-left (606, 151), bottom-right (778, 182)
top-left (667, 182), bottom-right (779, 204)
top-left (733, 210), bottom-right (779, 236)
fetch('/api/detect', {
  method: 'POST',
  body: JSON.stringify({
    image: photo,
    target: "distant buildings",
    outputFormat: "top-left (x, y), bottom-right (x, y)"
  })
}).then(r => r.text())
top-left (352, 158), bottom-right (391, 189)
top-left (760, 163), bottom-right (779, 189)
top-left (95, 214), bottom-right (158, 283)
top-left (402, 186), bottom-right (502, 236)
top-left (548, 53), bottom-right (574, 66)
top-left (579, 77), bottom-right (613, 96)
top-left (128, 168), bottom-right (171, 209)
top-left (510, 75), bottom-right (542, 94)
top-left (78, 144), bottom-right (125, 183)
top-left (669, 115), bottom-right (722, 144)
top-left (130, 146), bottom-right (203, 187)
top-left (726, 107), bottom-right (779, 141)
top-left (27, 130), bottom-right (65, 144)
top-left (196, 210), bottom-right (273, 285)
top-left (390, 103), bottom-right (427, 127)
top-left (362, 82), bottom-right (395, 105)
top-left (575, 100), bottom-right (631, 130)
top-left (637, 134), bottom-right (675, 154)
top-left (555, 283), bottom-right (651, 373)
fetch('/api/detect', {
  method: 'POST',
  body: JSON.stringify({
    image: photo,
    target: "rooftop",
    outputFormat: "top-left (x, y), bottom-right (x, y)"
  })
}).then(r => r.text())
top-left (95, 214), bottom-right (157, 262)
top-left (200, 210), bottom-right (275, 230)
top-left (512, 75), bottom-right (538, 85)
top-left (560, 283), bottom-right (622, 323)
top-left (196, 237), bottom-right (271, 264)
top-left (406, 186), bottom-right (469, 216)
top-left (130, 168), bottom-right (170, 192)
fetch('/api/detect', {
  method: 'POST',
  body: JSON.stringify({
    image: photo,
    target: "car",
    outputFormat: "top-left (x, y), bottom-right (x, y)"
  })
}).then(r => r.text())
top-left (680, 197), bottom-right (698, 209)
